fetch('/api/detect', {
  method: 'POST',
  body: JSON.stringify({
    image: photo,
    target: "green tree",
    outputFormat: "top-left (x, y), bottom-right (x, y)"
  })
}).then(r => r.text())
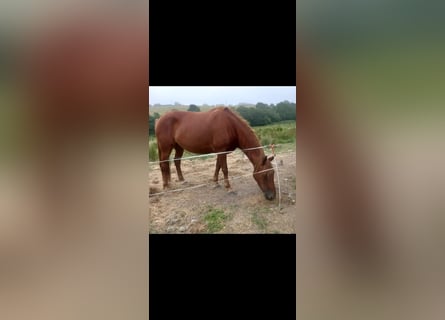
top-left (236, 106), bottom-right (254, 125)
top-left (236, 106), bottom-right (272, 126)
top-left (276, 100), bottom-right (296, 121)
top-left (255, 102), bottom-right (269, 110)
top-left (187, 104), bottom-right (200, 112)
top-left (149, 112), bottom-right (160, 135)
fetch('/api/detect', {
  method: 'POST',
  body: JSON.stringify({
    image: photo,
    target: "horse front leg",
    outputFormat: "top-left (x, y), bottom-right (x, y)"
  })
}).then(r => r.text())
top-left (213, 155), bottom-right (222, 187)
top-left (220, 154), bottom-right (231, 190)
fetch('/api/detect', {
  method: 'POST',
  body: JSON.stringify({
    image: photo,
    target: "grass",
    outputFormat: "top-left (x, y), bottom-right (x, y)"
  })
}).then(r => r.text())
top-left (321, 40), bottom-right (445, 116)
top-left (149, 105), bottom-right (214, 116)
top-left (149, 226), bottom-right (159, 234)
top-left (0, 84), bottom-right (28, 162)
top-left (251, 207), bottom-right (270, 231)
top-left (148, 140), bottom-right (158, 162)
top-left (203, 207), bottom-right (229, 233)
top-left (253, 121), bottom-right (296, 146)
top-left (252, 212), bottom-right (268, 230)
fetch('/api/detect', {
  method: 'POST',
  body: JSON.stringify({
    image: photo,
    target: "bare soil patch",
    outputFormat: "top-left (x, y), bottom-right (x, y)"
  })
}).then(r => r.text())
top-left (149, 150), bottom-right (296, 234)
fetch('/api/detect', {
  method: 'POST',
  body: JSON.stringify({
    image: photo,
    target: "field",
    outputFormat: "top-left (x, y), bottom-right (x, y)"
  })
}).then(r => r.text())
top-left (148, 121), bottom-right (296, 234)
top-left (149, 105), bottom-right (215, 116)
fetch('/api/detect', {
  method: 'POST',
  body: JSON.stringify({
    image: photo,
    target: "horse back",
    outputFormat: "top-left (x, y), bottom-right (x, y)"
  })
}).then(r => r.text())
top-left (155, 109), bottom-right (236, 153)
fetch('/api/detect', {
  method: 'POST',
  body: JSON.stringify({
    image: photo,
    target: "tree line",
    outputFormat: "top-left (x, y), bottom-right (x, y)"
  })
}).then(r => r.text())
top-left (235, 101), bottom-right (296, 126)
top-left (149, 112), bottom-right (160, 136)
top-left (149, 100), bottom-right (296, 135)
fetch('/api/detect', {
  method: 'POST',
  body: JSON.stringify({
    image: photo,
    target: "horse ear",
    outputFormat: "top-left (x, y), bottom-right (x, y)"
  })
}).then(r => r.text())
top-left (268, 156), bottom-right (275, 162)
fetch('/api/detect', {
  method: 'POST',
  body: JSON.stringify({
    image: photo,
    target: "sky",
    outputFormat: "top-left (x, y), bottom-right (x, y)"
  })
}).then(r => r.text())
top-left (149, 86), bottom-right (296, 105)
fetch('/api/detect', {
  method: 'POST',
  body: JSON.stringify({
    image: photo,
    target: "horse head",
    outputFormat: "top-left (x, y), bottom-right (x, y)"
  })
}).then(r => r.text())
top-left (253, 155), bottom-right (276, 200)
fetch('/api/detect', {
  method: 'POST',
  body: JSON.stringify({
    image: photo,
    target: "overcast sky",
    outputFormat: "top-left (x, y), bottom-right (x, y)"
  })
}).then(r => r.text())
top-left (149, 86), bottom-right (296, 105)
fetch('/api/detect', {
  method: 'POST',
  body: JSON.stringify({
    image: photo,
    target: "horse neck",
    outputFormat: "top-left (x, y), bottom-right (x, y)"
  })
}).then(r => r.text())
top-left (234, 120), bottom-right (265, 168)
top-left (243, 148), bottom-right (266, 170)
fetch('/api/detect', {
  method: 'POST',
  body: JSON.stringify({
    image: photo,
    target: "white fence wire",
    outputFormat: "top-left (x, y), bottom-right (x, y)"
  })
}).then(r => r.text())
top-left (149, 144), bottom-right (296, 210)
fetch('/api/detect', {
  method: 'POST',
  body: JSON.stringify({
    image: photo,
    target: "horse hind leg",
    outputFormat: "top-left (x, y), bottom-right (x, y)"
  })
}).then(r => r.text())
top-left (220, 154), bottom-right (232, 190)
top-left (158, 145), bottom-right (172, 189)
top-left (213, 155), bottom-right (222, 188)
top-left (174, 146), bottom-right (185, 182)
top-left (160, 161), bottom-right (171, 189)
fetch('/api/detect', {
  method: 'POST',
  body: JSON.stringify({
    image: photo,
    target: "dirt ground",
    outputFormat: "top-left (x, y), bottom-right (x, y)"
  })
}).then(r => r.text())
top-left (149, 149), bottom-right (296, 234)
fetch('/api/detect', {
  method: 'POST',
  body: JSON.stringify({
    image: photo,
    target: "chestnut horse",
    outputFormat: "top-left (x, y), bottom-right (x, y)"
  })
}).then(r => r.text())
top-left (155, 107), bottom-right (276, 200)
top-left (20, 4), bottom-right (381, 269)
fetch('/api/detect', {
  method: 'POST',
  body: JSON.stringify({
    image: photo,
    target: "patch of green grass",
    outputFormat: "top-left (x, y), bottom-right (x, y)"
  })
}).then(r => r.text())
top-left (0, 85), bottom-right (27, 160)
top-left (149, 105), bottom-right (214, 116)
top-left (251, 208), bottom-right (269, 231)
top-left (203, 207), bottom-right (229, 233)
top-left (149, 139), bottom-right (158, 162)
top-left (253, 121), bottom-right (296, 146)
top-left (149, 226), bottom-right (159, 234)
top-left (324, 40), bottom-right (445, 115)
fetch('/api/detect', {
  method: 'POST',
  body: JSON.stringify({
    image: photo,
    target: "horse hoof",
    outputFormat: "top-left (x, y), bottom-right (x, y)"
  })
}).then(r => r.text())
top-left (227, 190), bottom-right (237, 195)
top-left (213, 184), bottom-right (221, 189)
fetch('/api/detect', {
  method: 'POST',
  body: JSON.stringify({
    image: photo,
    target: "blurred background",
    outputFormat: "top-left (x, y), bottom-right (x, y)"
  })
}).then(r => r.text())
top-left (0, 1), bottom-right (148, 319)
top-left (296, 1), bottom-right (445, 319)
top-left (1, 0), bottom-right (444, 319)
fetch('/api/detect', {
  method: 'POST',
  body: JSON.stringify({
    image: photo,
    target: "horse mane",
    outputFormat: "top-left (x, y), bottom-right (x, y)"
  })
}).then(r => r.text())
top-left (217, 107), bottom-right (261, 144)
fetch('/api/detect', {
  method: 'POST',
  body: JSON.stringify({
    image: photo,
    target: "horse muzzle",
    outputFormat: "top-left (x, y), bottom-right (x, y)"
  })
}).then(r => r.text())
top-left (264, 191), bottom-right (275, 201)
